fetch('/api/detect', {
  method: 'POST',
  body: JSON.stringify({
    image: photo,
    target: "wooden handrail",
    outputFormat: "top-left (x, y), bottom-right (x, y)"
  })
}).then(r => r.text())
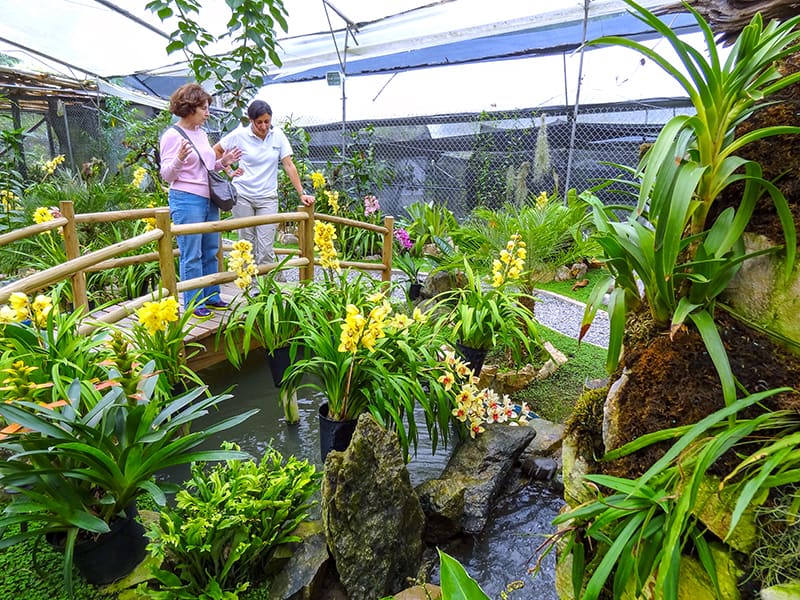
top-left (74, 208), bottom-right (160, 223)
top-left (316, 212), bottom-right (389, 234)
top-left (0, 228), bottom-right (164, 303)
top-left (0, 201), bottom-right (396, 326)
top-left (0, 216), bottom-right (68, 246)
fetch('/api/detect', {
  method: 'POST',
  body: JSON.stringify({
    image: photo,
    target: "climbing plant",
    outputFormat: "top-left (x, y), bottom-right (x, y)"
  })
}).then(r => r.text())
top-left (145, 0), bottom-right (289, 124)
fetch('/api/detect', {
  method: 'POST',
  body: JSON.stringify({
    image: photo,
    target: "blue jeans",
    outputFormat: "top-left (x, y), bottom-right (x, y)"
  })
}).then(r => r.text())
top-left (169, 189), bottom-right (221, 309)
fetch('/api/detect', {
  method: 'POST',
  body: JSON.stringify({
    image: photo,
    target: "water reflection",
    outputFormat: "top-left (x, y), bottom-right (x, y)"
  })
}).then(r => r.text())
top-left (168, 353), bottom-right (560, 600)
top-left (181, 352), bottom-right (456, 485)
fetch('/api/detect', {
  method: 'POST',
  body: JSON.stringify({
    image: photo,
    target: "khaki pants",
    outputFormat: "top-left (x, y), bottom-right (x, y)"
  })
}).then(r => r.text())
top-left (231, 193), bottom-right (279, 266)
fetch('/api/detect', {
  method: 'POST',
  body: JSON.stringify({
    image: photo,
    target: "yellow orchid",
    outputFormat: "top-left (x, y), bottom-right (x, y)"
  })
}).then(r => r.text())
top-left (310, 171), bottom-right (327, 190)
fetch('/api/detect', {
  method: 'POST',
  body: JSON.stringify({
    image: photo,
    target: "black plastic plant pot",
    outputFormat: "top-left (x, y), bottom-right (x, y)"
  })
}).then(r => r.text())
top-left (47, 502), bottom-right (148, 585)
top-left (267, 345), bottom-right (293, 388)
top-left (455, 342), bottom-right (488, 377)
top-left (318, 402), bottom-right (358, 463)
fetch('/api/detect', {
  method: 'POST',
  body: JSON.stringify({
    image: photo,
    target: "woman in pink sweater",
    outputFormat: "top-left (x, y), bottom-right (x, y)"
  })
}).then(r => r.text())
top-left (159, 83), bottom-right (242, 318)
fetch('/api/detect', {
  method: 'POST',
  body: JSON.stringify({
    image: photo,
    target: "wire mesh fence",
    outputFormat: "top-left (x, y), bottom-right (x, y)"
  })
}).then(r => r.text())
top-left (2, 95), bottom-right (694, 220)
top-left (293, 97), bottom-right (694, 219)
top-left (1, 101), bottom-right (128, 182)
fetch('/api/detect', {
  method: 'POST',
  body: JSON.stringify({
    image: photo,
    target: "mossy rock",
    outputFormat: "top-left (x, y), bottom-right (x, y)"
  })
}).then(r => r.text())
top-left (619, 541), bottom-right (743, 600)
top-left (691, 475), bottom-right (759, 555)
top-left (760, 581), bottom-right (800, 600)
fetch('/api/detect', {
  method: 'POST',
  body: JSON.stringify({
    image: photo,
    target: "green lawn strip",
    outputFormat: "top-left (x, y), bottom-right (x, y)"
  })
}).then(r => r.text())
top-left (533, 266), bottom-right (609, 304)
top-left (0, 520), bottom-right (114, 600)
top-left (509, 325), bottom-right (608, 424)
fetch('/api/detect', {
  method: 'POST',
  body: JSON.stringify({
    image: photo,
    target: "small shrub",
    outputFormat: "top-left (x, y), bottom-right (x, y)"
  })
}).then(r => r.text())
top-left (144, 444), bottom-right (321, 599)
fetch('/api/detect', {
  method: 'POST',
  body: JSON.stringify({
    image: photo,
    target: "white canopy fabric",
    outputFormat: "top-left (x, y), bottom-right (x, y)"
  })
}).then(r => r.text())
top-left (0, 0), bottom-right (713, 124)
top-left (0, 0), bottom-right (682, 79)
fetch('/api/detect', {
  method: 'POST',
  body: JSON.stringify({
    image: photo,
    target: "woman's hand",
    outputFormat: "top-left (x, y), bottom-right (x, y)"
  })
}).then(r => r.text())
top-left (222, 146), bottom-right (243, 167)
top-left (300, 193), bottom-right (315, 207)
top-left (178, 140), bottom-right (191, 162)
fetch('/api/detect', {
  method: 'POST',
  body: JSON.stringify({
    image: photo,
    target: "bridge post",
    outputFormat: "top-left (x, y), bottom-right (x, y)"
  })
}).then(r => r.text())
top-left (382, 215), bottom-right (394, 283)
top-left (298, 204), bottom-right (315, 282)
top-left (59, 200), bottom-right (88, 312)
top-left (155, 208), bottom-right (178, 300)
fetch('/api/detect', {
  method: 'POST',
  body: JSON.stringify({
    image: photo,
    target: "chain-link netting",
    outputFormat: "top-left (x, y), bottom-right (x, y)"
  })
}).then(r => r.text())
top-left (3, 96), bottom-right (693, 219)
top-left (3, 103), bottom-right (110, 178)
top-left (294, 98), bottom-right (694, 219)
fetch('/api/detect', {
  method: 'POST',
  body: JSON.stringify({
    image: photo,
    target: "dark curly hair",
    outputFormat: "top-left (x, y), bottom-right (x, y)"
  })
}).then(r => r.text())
top-left (169, 83), bottom-right (212, 118)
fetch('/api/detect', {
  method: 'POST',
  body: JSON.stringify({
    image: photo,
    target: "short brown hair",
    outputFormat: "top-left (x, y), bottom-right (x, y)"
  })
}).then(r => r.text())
top-left (169, 83), bottom-right (212, 118)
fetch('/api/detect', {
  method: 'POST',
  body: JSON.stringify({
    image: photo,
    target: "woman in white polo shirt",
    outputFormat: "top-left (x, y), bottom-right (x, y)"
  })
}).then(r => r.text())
top-left (214, 99), bottom-right (314, 271)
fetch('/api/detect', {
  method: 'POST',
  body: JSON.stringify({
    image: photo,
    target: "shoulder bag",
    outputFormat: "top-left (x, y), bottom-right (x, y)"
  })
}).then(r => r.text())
top-left (171, 125), bottom-right (238, 211)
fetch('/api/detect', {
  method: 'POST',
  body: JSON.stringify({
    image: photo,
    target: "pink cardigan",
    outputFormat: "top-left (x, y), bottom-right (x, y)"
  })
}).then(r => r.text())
top-left (159, 126), bottom-right (224, 199)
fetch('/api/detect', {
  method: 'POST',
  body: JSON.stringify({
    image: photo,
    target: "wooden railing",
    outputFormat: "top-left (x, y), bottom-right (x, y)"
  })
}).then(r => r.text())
top-left (0, 200), bottom-right (396, 327)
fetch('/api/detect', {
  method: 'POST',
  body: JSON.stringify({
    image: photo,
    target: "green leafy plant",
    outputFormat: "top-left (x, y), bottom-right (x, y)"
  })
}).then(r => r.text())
top-left (327, 125), bottom-right (396, 200)
top-left (438, 549), bottom-right (490, 600)
top-left (440, 237), bottom-right (543, 367)
top-left (0, 369), bottom-right (256, 595)
top-left (750, 485), bottom-right (800, 588)
top-left (145, 0), bottom-right (289, 123)
top-left (145, 444), bottom-right (321, 599)
top-left (456, 189), bottom-right (598, 290)
top-left (400, 200), bottom-right (459, 257)
top-left (580, 1), bottom-right (800, 406)
top-left (541, 387), bottom-right (791, 600)
top-left (219, 266), bottom-right (308, 367)
top-left (392, 250), bottom-right (424, 285)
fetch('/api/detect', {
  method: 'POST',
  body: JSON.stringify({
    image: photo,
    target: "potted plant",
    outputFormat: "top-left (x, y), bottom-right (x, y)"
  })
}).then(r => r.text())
top-left (440, 234), bottom-right (545, 375)
top-left (393, 249), bottom-right (425, 300)
top-left (393, 226), bottom-right (425, 299)
top-left (219, 260), bottom-right (310, 423)
top-left (117, 294), bottom-right (205, 395)
top-left (282, 269), bottom-right (456, 461)
top-left (0, 360), bottom-right (256, 594)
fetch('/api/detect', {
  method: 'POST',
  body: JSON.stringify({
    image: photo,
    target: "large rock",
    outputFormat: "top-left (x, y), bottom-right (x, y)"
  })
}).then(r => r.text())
top-left (421, 269), bottom-right (459, 298)
top-left (602, 369), bottom-right (629, 453)
top-left (761, 581), bottom-right (800, 600)
top-left (523, 418), bottom-right (565, 456)
top-left (722, 233), bottom-right (800, 344)
top-left (267, 520), bottom-right (330, 600)
top-left (560, 434), bottom-right (596, 507)
top-left (478, 363), bottom-right (539, 394)
top-left (393, 583), bottom-right (443, 599)
top-left (690, 475), bottom-right (759, 555)
top-left (321, 413), bottom-right (426, 600)
top-left (416, 424), bottom-right (535, 543)
top-left (519, 418), bottom-right (565, 482)
top-left (620, 542), bottom-right (743, 600)
top-left (555, 539), bottom-right (743, 600)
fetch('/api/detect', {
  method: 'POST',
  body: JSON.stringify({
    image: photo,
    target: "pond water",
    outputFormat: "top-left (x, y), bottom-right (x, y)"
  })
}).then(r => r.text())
top-left (168, 352), bottom-right (561, 600)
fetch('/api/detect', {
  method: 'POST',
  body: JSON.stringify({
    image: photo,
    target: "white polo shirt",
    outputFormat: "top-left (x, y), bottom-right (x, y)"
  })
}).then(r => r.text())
top-left (218, 124), bottom-right (294, 197)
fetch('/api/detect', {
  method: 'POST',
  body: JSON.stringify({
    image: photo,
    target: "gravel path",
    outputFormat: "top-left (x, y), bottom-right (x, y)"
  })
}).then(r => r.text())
top-left (533, 289), bottom-right (609, 348)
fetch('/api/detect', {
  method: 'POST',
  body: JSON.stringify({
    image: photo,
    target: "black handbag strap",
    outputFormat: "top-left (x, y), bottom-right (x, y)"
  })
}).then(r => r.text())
top-left (171, 125), bottom-right (212, 170)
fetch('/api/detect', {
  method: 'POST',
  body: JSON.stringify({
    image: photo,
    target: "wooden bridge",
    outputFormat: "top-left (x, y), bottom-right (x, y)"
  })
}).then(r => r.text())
top-left (0, 200), bottom-right (398, 372)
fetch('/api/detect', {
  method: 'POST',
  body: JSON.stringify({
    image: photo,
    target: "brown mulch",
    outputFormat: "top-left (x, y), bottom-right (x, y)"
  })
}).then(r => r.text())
top-left (601, 310), bottom-right (800, 479)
